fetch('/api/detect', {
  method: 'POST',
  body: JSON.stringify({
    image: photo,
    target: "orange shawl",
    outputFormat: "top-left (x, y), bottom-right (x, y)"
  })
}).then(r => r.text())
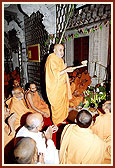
top-left (25, 91), bottom-right (50, 116)
top-left (91, 113), bottom-right (111, 140)
top-left (6, 96), bottom-right (30, 130)
top-left (60, 124), bottom-right (106, 164)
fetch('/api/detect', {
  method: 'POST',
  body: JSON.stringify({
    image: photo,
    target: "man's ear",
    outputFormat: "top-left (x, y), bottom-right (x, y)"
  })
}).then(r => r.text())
top-left (74, 118), bottom-right (77, 123)
top-left (105, 109), bottom-right (109, 114)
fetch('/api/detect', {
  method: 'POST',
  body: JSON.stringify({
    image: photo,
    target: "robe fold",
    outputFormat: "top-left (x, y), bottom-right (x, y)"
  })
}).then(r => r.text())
top-left (81, 72), bottom-right (91, 89)
top-left (91, 113), bottom-right (111, 140)
top-left (12, 70), bottom-right (20, 83)
top-left (25, 91), bottom-right (50, 116)
top-left (69, 79), bottom-right (83, 108)
top-left (69, 95), bottom-right (83, 108)
top-left (59, 124), bottom-right (106, 164)
top-left (6, 96), bottom-right (30, 130)
top-left (91, 113), bottom-right (111, 164)
top-left (25, 91), bottom-right (52, 126)
top-left (45, 53), bottom-right (72, 125)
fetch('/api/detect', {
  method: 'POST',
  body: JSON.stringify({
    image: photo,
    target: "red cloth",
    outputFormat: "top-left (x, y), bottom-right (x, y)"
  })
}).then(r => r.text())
top-left (43, 117), bottom-right (52, 127)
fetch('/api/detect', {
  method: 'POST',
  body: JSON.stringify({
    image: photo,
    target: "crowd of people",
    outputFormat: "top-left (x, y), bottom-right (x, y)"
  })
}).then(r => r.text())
top-left (4, 44), bottom-right (111, 165)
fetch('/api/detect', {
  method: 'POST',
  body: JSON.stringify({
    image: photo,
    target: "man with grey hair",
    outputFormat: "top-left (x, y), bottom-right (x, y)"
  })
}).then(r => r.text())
top-left (91, 100), bottom-right (111, 140)
top-left (91, 101), bottom-right (111, 164)
top-left (16, 112), bottom-right (59, 164)
top-left (5, 87), bottom-right (31, 131)
top-left (14, 137), bottom-right (38, 164)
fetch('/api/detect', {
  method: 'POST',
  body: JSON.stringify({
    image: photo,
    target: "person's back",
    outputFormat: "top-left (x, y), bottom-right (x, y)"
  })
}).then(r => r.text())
top-left (59, 110), bottom-right (106, 164)
top-left (91, 101), bottom-right (111, 140)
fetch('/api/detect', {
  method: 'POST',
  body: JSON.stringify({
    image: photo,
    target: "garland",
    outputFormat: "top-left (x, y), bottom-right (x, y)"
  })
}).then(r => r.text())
top-left (45, 19), bottom-right (111, 46)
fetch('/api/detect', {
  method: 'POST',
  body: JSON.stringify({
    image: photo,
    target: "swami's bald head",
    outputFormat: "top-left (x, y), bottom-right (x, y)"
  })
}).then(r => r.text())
top-left (54, 44), bottom-right (64, 58)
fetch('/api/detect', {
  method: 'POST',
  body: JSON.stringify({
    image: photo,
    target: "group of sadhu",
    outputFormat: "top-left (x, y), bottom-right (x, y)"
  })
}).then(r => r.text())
top-left (4, 44), bottom-right (111, 164)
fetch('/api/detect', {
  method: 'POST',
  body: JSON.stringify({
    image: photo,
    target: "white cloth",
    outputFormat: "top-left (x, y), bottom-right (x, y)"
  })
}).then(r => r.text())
top-left (16, 126), bottom-right (59, 164)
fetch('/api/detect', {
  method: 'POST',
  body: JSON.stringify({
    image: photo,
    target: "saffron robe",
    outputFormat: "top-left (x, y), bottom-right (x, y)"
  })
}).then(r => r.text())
top-left (80, 72), bottom-right (91, 89)
top-left (6, 96), bottom-right (30, 130)
top-left (25, 91), bottom-right (52, 127)
top-left (25, 91), bottom-right (50, 116)
top-left (71, 77), bottom-right (85, 96)
top-left (4, 72), bottom-right (10, 86)
top-left (45, 53), bottom-right (72, 125)
top-left (69, 95), bottom-right (83, 108)
top-left (12, 70), bottom-right (20, 83)
top-left (69, 80), bottom-right (83, 108)
top-left (59, 124), bottom-right (106, 164)
top-left (91, 113), bottom-right (111, 140)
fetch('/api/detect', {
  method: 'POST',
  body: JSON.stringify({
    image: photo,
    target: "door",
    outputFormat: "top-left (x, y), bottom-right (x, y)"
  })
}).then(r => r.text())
top-left (74, 36), bottom-right (89, 71)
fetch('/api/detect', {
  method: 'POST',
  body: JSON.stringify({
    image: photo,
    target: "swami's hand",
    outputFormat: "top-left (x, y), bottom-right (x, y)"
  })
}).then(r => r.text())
top-left (60, 66), bottom-right (74, 75)
top-left (42, 112), bottom-right (49, 118)
top-left (66, 67), bottom-right (74, 73)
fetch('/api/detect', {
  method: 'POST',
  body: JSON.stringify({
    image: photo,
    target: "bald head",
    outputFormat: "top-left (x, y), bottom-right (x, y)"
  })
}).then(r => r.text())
top-left (102, 100), bottom-right (111, 113)
top-left (14, 137), bottom-right (37, 164)
top-left (54, 44), bottom-right (64, 58)
top-left (25, 113), bottom-right (44, 132)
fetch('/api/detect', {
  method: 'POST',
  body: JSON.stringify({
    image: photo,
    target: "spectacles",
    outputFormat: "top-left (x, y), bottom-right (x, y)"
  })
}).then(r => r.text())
top-left (35, 120), bottom-right (44, 128)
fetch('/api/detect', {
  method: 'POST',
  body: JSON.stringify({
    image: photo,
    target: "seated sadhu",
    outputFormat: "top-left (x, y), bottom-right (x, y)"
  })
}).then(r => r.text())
top-left (5, 87), bottom-right (31, 131)
top-left (69, 73), bottom-right (83, 108)
top-left (80, 69), bottom-right (91, 90)
top-left (4, 70), bottom-right (11, 98)
top-left (91, 101), bottom-right (111, 164)
top-left (59, 110), bottom-right (110, 164)
top-left (7, 79), bottom-right (23, 98)
top-left (24, 83), bottom-right (52, 126)
top-left (91, 100), bottom-right (111, 140)
top-left (12, 67), bottom-right (21, 83)
top-left (70, 69), bottom-right (91, 97)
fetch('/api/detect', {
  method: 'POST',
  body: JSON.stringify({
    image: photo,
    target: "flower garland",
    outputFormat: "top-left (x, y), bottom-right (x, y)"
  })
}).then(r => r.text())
top-left (44, 20), bottom-right (111, 46)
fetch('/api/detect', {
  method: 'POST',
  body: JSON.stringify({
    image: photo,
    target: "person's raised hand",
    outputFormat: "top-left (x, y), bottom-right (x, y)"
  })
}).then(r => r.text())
top-left (45, 126), bottom-right (53, 140)
top-left (50, 125), bottom-right (58, 133)
top-left (43, 112), bottom-right (49, 118)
